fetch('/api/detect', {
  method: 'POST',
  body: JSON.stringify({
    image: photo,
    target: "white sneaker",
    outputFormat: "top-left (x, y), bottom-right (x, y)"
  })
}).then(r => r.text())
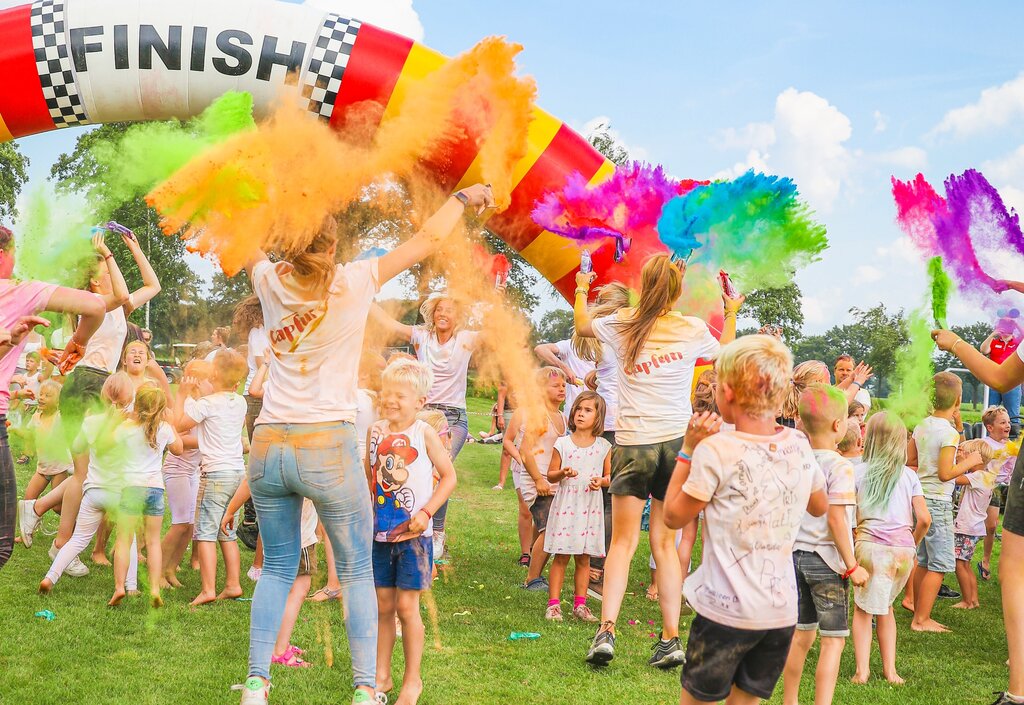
top-left (432, 532), bottom-right (445, 561)
top-left (48, 540), bottom-right (58, 560)
top-left (247, 565), bottom-right (262, 582)
top-left (19, 500), bottom-right (40, 548)
top-left (65, 555), bottom-right (90, 577)
top-left (232, 677), bottom-right (270, 704)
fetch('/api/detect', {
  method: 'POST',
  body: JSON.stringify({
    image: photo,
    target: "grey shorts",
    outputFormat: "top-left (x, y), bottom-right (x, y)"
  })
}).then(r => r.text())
top-left (194, 472), bottom-right (243, 542)
top-left (793, 550), bottom-right (849, 637)
top-left (916, 497), bottom-right (955, 573)
top-left (529, 494), bottom-right (554, 533)
top-left (610, 435), bottom-right (684, 501)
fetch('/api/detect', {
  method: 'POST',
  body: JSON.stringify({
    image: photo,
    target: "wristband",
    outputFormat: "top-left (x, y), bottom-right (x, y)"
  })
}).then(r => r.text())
top-left (452, 191), bottom-right (469, 207)
top-left (574, 288), bottom-right (588, 297)
top-left (422, 508), bottom-right (433, 519)
top-left (841, 563), bottom-right (859, 580)
top-left (851, 381), bottom-right (861, 388)
top-left (951, 339), bottom-right (964, 355)
top-left (676, 451), bottom-right (692, 464)
top-left (103, 253), bottom-right (113, 260)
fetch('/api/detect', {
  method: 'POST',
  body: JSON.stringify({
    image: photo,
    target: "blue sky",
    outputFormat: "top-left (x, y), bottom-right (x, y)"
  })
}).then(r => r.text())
top-left (9, 0), bottom-right (1024, 332)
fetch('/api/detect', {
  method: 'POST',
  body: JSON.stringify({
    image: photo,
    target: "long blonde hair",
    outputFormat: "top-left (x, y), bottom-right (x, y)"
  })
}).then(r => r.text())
top-left (613, 256), bottom-right (682, 371)
top-left (133, 386), bottom-right (168, 449)
top-left (285, 215), bottom-right (338, 299)
top-left (860, 411), bottom-right (908, 511)
top-left (780, 360), bottom-right (830, 421)
top-left (418, 293), bottom-right (463, 335)
top-left (573, 282), bottom-right (631, 362)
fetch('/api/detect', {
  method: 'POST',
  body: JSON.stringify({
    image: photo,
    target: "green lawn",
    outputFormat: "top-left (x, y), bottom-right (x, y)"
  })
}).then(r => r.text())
top-left (0, 396), bottom-right (1011, 704)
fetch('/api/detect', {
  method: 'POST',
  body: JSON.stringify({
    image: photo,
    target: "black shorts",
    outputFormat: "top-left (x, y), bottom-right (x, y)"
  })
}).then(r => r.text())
top-left (991, 485), bottom-right (1007, 509)
top-left (58, 366), bottom-right (108, 446)
top-left (680, 613), bottom-right (795, 702)
top-left (793, 550), bottom-right (850, 636)
top-left (1003, 453), bottom-right (1024, 537)
top-left (609, 435), bottom-right (684, 502)
top-left (529, 494), bottom-right (554, 533)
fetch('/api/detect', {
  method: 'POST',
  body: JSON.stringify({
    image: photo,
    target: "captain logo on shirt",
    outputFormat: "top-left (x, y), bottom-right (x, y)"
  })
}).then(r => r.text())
top-left (268, 300), bottom-right (328, 351)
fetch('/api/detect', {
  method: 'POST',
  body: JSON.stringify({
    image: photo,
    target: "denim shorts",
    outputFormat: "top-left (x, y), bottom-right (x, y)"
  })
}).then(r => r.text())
top-left (194, 472), bottom-right (243, 541)
top-left (916, 497), bottom-right (955, 573)
top-left (372, 536), bottom-right (432, 591)
top-left (119, 486), bottom-right (165, 517)
top-left (793, 550), bottom-right (849, 637)
top-left (610, 435), bottom-right (684, 501)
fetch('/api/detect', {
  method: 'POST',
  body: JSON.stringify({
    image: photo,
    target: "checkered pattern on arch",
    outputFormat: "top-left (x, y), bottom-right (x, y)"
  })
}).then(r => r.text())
top-left (302, 14), bottom-right (362, 121)
top-left (30, 0), bottom-right (87, 128)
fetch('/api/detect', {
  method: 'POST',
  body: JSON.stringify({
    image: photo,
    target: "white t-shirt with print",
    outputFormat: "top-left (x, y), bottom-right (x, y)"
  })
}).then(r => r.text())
top-left (253, 258), bottom-right (380, 425)
top-left (592, 310), bottom-right (719, 445)
top-left (79, 298), bottom-right (132, 373)
top-left (681, 427), bottom-right (825, 631)
top-left (410, 328), bottom-right (480, 409)
top-left (369, 419), bottom-right (436, 542)
top-left (244, 326), bottom-right (271, 394)
top-left (553, 339), bottom-right (596, 417)
top-left (119, 421), bottom-right (177, 489)
top-left (793, 449), bottom-right (856, 575)
top-left (913, 415), bottom-right (960, 501)
top-left (984, 437), bottom-right (1017, 485)
top-left (184, 392), bottom-right (247, 475)
top-left (954, 464), bottom-right (1000, 536)
top-left (854, 464), bottom-right (923, 548)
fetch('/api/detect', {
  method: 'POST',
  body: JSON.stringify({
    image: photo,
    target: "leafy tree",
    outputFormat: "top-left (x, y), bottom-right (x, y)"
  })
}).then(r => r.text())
top-left (586, 120), bottom-right (631, 167)
top-left (533, 308), bottom-right (574, 345)
top-left (742, 283), bottom-right (804, 341)
top-left (0, 142), bottom-right (29, 220)
top-left (207, 269), bottom-right (253, 331)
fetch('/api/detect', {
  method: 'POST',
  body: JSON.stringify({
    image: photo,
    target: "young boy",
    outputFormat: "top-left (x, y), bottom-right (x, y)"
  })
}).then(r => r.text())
top-left (174, 348), bottom-right (249, 607)
top-left (665, 335), bottom-right (828, 705)
top-left (838, 418), bottom-right (863, 463)
top-left (980, 406), bottom-right (1018, 579)
top-left (903, 371), bottom-right (981, 632)
top-left (951, 439), bottom-right (997, 609)
top-left (368, 359), bottom-right (456, 705)
top-left (783, 385), bottom-right (868, 705)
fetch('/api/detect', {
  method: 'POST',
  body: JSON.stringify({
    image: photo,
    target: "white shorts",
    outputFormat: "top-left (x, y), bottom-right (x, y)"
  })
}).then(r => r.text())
top-left (853, 540), bottom-right (916, 616)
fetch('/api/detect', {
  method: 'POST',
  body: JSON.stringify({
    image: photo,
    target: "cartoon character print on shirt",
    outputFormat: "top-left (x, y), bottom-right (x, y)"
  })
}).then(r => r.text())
top-left (372, 433), bottom-right (419, 541)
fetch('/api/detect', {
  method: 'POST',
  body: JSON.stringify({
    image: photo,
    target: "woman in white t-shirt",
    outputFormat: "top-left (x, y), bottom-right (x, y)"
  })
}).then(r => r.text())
top-left (934, 325), bottom-right (1024, 705)
top-left (1, 225), bottom-right (107, 571)
top-left (573, 254), bottom-right (743, 667)
top-left (238, 184), bottom-right (493, 705)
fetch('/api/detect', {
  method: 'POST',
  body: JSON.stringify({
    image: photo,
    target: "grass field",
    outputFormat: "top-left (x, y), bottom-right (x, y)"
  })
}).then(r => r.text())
top-left (0, 396), bottom-right (1011, 705)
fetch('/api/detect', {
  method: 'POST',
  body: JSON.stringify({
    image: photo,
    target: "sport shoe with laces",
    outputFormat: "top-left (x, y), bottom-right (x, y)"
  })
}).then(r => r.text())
top-left (573, 603), bottom-right (599, 622)
top-left (545, 603), bottom-right (563, 621)
top-left (232, 677), bottom-right (270, 704)
top-left (586, 622), bottom-right (615, 665)
top-left (649, 636), bottom-right (685, 669)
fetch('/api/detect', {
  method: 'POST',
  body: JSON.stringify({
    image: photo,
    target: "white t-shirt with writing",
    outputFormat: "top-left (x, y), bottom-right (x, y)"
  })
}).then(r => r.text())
top-left (592, 310), bottom-right (719, 445)
top-left (369, 419), bottom-right (436, 542)
top-left (793, 449), bottom-right (856, 574)
top-left (954, 465), bottom-right (1000, 536)
top-left (79, 298), bottom-right (131, 373)
top-left (681, 427), bottom-right (825, 630)
top-left (854, 464), bottom-right (923, 548)
top-left (253, 258), bottom-right (380, 425)
top-left (553, 339), bottom-right (596, 417)
top-left (184, 392), bottom-right (247, 475)
top-left (913, 415), bottom-right (960, 501)
top-left (244, 326), bottom-right (271, 394)
top-left (119, 421), bottom-right (177, 489)
top-left (410, 328), bottom-right (479, 409)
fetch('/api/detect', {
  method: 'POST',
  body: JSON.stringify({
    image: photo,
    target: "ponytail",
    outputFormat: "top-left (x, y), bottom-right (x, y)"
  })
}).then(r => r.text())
top-left (287, 215), bottom-right (339, 299)
top-left (615, 256), bottom-right (681, 371)
top-left (780, 360), bottom-right (830, 421)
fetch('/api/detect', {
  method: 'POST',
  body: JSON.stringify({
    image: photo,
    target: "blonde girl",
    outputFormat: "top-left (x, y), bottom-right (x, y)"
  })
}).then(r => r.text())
top-left (21, 381), bottom-right (72, 507)
top-left (543, 391), bottom-right (611, 622)
top-left (779, 360), bottom-right (831, 428)
top-left (851, 412), bottom-right (931, 685)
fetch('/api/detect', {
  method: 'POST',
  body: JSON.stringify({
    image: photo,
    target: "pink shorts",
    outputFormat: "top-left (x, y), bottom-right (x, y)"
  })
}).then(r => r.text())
top-left (164, 473), bottom-right (199, 525)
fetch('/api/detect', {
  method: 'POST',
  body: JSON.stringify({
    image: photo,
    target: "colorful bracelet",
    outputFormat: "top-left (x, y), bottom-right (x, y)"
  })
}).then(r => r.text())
top-left (841, 563), bottom-right (859, 580)
top-left (677, 451), bottom-right (692, 464)
top-left (422, 508), bottom-right (434, 519)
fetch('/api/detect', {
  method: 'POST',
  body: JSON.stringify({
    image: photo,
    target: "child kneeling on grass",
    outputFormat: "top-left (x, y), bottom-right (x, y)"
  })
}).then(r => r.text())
top-left (664, 335), bottom-right (828, 705)
top-left (850, 412), bottom-right (930, 685)
top-left (368, 359), bottom-right (456, 705)
top-left (951, 438), bottom-right (997, 610)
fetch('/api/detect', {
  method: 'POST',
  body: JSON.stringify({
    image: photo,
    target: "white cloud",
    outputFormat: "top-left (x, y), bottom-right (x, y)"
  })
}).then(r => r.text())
top-left (854, 264), bottom-right (883, 283)
top-left (580, 116), bottom-right (649, 161)
top-left (930, 73), bottom-right (1024, 140)
top-left (873, 110), bottom-right (887, 133)
top-left (713, 88), bottom-right (852, 212)
top-left (980, 145), bottom-right (1024, 214)
top-left (872, 146), bottom-right (928, 170)
top-left (875, 236), bottom-right (919, 263)
top-left (304, 0), bottom-right (424, 42)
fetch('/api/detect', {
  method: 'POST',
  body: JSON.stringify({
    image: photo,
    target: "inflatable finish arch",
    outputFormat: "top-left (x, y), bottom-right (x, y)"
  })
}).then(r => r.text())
top-left (0, 0), bottom-right (670, 300)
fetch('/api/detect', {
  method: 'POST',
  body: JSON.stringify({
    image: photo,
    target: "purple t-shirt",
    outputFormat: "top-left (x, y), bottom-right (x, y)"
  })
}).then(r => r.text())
top-left (0, 280), bottom-right (56, 414)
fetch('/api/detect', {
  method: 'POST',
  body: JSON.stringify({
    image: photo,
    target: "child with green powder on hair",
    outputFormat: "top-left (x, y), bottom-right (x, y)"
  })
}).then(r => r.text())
top-left (850, 412), bottom-right (931, 685)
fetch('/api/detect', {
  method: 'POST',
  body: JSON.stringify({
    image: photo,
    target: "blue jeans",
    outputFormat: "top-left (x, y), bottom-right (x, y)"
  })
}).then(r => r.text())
top-left (989, 385), bottom-right (1022, 425)
top-left (246, 421), bottom-right (376, 687)
top-left (426, 404), bottom-right (468, 533)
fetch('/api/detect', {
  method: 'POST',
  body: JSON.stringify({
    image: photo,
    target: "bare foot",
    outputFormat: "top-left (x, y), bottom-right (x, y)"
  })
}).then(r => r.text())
top-left (38, 579), bottom-right (53, 594)
top-left (190, 590), bottom-right (217, 607)
top-left (92, 552), bottom-right (111, 566)
top-left (216, 586), bottom-right (243, 601)
top-left (376, 676), bottom-right (394, 696)
top-left (646, 584), bottom-right (659, 602)
top-left (163, 573), bottom-right (184, 589)
top-left (395, 678), bottom-right (423, 705)
top-left (883, 672), bottom-right (905, 685)
top-left (911, 619), bottom-right (950, 633)
top-left (850, 671), bottom-right (870, 685)
top-left (126, 590), bottom-right (141, 597)
top-left (190, 560), bottom-right (200, 571)
top-left (951, 601), bottom-right (979, 610)
top-left (899, 600), bottom-right (914, 613)
top-left (108, 589), bottom-right (126, 607)
top-left (151, 594), bottom-right (164, 608)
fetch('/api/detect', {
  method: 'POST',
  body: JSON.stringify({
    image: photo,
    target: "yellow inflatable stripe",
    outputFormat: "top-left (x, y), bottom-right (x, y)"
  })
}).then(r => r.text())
top-left (452, 106), bottom-right (563, 195)
top-left (519, 157), bottom-right (618, 281)
top-left (380, 43), bottom-right (447, 123)
top-left (0, 114), bottom-right (12, 142)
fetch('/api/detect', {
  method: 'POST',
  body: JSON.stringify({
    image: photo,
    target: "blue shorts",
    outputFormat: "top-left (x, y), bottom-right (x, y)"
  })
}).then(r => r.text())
top-left (917, 498), bottom-right (955, 573)
top-left (372, 537), bottom-right (433, 591)
top-left (194, 472), bottom-right (242, 542)
top-left (119, 487), bottom-right (165, 517)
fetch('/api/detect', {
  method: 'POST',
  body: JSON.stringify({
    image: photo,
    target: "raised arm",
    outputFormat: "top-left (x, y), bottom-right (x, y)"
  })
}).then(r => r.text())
top-left (934, 329), bottom-right (1024, 393)
top-left (718, 293), bottom-right (745, 345)
top-left (534, 343), bottom-right (578, 384)
top-left (573, 272), bottom-right (597, 338)
top-left (44, 286), bottom-right (107, 374)
top-left (378, 184), bottom-right (494, 284)
top-left (369, 303), bottom-right (415, 343)
top-left (92, 234), bottom-right (131, 312)
top-left (995, 280), bottom-right (1024, 295)
top-left (120, 230), bottom-right (161, 313)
